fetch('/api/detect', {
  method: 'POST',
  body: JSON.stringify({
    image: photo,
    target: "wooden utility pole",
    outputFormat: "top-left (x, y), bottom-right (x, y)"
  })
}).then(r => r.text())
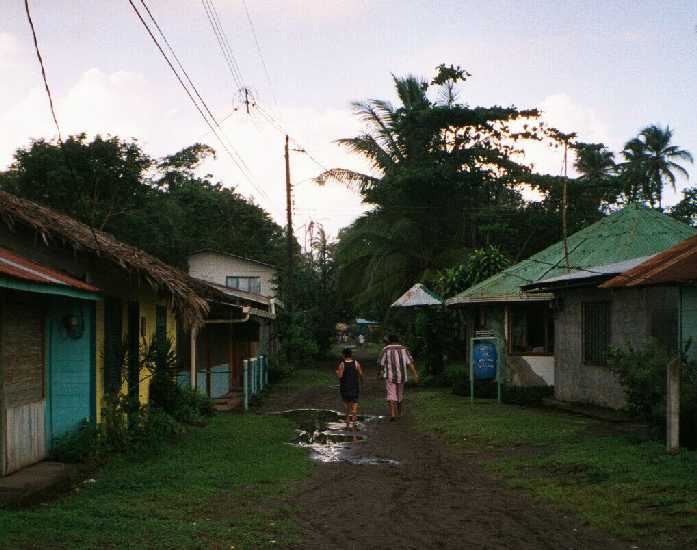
top-left (284, 135), bottom-right (294, 304)
top-left (562, 138), bottom-right (570, 271)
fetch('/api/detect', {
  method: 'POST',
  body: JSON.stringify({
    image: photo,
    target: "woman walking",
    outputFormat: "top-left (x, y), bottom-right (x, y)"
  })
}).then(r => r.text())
top-left (336, 347), bottom-right (364, 429)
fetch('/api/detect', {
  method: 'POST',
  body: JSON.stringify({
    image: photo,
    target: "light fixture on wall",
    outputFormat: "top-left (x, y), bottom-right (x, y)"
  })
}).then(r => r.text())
top-left (62, 309), bottom-right (85, 339)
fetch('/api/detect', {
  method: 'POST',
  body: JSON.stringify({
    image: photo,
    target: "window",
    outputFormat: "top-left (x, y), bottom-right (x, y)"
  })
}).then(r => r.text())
top-left (508, 303), bottom-right (554, 355)
top-left (583, 302), bottom-right (610, 366)
top-left (226, 276), bottom-right (262, 294)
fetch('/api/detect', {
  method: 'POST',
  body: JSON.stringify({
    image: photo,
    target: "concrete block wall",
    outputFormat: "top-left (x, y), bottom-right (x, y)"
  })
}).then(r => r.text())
top-left (555, 286), bottom-right (678, 410)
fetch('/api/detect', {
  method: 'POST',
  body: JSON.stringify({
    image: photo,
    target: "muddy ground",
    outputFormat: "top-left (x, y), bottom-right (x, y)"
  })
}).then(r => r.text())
top-left (259, 354), bottom-right (633, 550)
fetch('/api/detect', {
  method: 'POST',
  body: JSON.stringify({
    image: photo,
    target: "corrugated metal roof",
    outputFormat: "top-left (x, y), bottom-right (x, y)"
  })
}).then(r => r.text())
top-left (391, 283), bottom-right (444, 307)
top-left (524, 255), bottom-right (656, 289)
top-left (602, 233), bottom-right (697, 288)
top-left (447, 206), bottom-right (696, 305)
top-left (0, 247), bottom-right (99, 292)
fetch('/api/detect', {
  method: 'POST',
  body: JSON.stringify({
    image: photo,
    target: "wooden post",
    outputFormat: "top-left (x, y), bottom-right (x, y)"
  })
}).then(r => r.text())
top-left (190, 326), bottom-right (198, 391)
top-left (666, 357), bottom-right (681, 454)
top-left (243, 359), bottom-right (249, 411)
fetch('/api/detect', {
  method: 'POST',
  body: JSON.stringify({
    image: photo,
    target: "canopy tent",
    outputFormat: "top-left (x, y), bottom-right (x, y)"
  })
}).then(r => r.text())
top-left (391, 283), bottom-right (444, 308)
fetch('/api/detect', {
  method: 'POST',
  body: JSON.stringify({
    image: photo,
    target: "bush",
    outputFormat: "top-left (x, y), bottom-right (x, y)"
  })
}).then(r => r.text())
top-left (503, 385), bottom-right (554, 406)
top-left (608, 340), bottom-right (667, 419)
top-left (131, 407), bottom-right (187, 449)
top-left (50, 420), bottom-right (101, 463)
top-left (452, 378), bottom-right (499, 398)
top-left (608, 339), bottom-right (697, 448)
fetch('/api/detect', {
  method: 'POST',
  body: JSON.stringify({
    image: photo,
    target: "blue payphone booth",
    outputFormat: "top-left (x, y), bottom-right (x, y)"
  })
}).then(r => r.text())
top-left (469, 333), bottom-right (504, 403)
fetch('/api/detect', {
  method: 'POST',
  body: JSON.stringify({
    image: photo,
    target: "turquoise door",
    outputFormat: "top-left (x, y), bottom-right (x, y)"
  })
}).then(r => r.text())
top-left (45, 298), bottom-right (95, 445)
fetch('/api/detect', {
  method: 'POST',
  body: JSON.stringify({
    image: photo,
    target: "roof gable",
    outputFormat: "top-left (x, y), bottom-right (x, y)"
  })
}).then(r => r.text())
top-left (448, 206), bottom-right (697, 304)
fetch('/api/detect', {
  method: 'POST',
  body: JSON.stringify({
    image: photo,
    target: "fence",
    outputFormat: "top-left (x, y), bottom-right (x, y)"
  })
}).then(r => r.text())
top-left (243, 355), bottom-right (269, 411)
top-left (175, 354), bottom-right (269, 411)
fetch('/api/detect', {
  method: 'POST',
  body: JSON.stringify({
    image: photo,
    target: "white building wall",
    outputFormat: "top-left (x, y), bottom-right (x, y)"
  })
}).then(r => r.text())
top-left (521, 355), bottom-right (555, 385)
top-left (188, 252), bottom-right (277, 298)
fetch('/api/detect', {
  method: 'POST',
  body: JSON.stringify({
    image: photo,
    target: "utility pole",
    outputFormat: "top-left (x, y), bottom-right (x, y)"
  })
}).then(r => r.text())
top-left (562, 137), bottom-right (570, 271)
top-left (285, 135), bottom-right (294, 306)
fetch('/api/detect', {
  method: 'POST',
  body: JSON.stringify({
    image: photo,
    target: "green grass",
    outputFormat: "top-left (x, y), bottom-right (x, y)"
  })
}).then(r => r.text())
top-left (411, 389), bottom-right (697, 548)
top-left (273, 367), bottom-right (335, 392)
top-left (0, 414), bottom-right (312, 549)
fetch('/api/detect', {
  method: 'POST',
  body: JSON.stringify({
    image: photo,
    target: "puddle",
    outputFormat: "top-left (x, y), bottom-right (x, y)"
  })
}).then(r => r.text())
top-left (274, 408), bottom-right (399, 466)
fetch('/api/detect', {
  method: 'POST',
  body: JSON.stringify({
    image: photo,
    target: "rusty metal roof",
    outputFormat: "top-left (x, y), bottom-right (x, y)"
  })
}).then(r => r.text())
top-left (0, 247), bottom-right (99, 293)
top-left (602, 233), bottom-right (697, 288)
top-left (392, 283), bottom-right (444, 307)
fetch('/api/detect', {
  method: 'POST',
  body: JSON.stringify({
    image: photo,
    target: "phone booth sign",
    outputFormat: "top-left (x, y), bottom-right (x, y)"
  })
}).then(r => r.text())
top-left (469, 334), bottom-right (504, 403)
top-left (473, 340), bottom-right (497, 380)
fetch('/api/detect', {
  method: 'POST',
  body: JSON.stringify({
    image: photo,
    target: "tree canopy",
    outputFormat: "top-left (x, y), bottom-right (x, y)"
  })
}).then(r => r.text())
top-left (0, 134), bottom-right (286, 268)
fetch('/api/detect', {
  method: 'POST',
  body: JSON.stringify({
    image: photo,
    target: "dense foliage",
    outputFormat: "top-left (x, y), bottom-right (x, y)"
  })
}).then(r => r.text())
top-left (323, 66), bottom-right (693, 318)
top-left (0, 135), bottom-right (286, 267)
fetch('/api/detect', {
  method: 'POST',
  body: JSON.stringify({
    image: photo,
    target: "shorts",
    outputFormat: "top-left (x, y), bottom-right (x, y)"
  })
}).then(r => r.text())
top-left (341, 392), bottom-right (359, 403)
top-left (385, 380), bottom-right (404, 403)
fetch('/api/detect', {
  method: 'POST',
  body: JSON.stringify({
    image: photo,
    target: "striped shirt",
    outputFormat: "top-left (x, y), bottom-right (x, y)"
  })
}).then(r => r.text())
top-left (378, 344), bottom-right (414, 383)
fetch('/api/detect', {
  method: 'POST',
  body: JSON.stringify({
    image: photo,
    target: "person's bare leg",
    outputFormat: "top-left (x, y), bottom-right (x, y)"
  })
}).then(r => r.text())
top-left (388, 400), bottom-right (397, 420)
top-left (345, 402), bottom-right (351, 429)
top-left (351, 402), bottom-right (358, 430)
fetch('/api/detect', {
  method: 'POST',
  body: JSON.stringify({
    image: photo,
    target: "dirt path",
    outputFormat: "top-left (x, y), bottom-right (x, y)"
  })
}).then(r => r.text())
top-left (260, 356), bottom-right (631, 550)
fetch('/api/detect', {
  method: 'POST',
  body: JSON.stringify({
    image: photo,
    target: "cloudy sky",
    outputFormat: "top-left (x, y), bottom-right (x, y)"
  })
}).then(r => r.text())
top-left (2, 1), bottom-right (697, 240)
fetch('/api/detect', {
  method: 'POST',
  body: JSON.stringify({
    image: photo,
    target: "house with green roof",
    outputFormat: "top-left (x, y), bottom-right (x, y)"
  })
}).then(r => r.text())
top-left (446, 205), bottom-right (697, 408)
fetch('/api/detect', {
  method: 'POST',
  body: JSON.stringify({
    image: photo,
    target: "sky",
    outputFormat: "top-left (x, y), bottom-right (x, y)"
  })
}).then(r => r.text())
top-left (2, 0), bottom-right (697, 243)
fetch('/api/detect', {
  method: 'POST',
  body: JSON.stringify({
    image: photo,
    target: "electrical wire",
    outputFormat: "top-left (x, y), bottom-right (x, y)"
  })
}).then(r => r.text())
top-left (139, 0), bottom-right (217, 122)
top-left (23, 0), bottom-right (63, 143)
top-left (200, 0), bottom-right (244, 88)
top-left (127, 0), bottom-right (283, 218)
top-left (241, 0), bottom-right (280, 111)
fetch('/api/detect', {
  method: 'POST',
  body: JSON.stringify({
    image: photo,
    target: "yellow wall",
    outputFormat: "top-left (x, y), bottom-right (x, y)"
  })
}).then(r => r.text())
top-left (95, 289), bottom-right (178, 421)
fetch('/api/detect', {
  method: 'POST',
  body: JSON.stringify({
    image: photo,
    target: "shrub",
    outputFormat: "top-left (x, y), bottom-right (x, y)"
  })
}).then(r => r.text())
top-left (608, 340), bottom-right (667, 419)
top-left (452, 379), bottom-right (499, 398)
top-left (50, 420), bottom-right (101, 463)
top-left (133, 408), bottom-right (187, 447)
top-left (608, 339), bottom-right (697, 448)
top-left (503, 385), bottom-right (554, 406)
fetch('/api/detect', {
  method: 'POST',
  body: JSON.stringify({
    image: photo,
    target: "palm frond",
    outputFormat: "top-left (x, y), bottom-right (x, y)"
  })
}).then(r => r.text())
top-left (314, 168), bottom-right (380, 192)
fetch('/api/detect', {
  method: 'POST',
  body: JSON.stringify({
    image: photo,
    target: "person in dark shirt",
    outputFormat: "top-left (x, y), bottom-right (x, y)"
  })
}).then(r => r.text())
top-left (336, 347), bottom-right (364, 429)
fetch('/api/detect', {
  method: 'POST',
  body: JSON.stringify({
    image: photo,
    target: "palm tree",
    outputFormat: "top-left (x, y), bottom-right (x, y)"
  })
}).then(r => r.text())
top-left (574, 143), bottom-right (616, 181)
top-left (315, 75), bottom-right (433, 199)
top-left (621, 125), bottom-right (693, 208)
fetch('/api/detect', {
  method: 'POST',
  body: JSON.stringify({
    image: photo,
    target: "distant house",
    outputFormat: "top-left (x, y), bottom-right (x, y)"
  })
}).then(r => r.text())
top-left (185, 250), bottom-right (279, 408)
top-left (0, 190), bottom-right (235, 476)
top-left (188, 250), bottom-right (277, 299)
top-left (446, 206), bottom-right (696, 406)
top-left (602, 232), bottom-right (697, 365)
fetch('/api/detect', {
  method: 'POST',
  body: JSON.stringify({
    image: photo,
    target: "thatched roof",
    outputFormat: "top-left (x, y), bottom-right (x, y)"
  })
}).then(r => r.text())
top-left (0, 190), bottom-right (234, 328)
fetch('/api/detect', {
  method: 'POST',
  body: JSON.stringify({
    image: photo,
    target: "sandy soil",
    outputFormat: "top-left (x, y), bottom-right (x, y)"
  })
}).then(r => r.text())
top-left (260, 355), bottom-right (632, 550)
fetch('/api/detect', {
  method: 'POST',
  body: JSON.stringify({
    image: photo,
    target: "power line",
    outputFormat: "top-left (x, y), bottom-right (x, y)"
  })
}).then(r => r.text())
top-left (23, 0), bottom-right (63, 143)
top-left (127, 0), bottom-right (282, 218)
top-left (241, 0), bottom-right (280, 111)
top-left (139, 0), bottom-right (217, 122)
top-left (200, 0), bottom-right (244, 88)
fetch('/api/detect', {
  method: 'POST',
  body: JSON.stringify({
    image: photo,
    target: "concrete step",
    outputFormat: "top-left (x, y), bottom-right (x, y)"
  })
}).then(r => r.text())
top-left (213, 391), bottom-right (243, 411)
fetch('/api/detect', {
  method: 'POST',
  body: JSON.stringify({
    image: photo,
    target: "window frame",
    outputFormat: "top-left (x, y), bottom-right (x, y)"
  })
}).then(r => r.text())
top-left (225, 275), bottom-right (262, 294)
top-left (582, 301), bottom-right (611, 366)
top-left (506, 302), bottom-right (555, 357)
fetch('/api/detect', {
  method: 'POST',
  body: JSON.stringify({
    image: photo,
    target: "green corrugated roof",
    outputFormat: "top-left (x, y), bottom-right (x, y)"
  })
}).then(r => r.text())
top-left (448, 205), bottom-right (697, 304)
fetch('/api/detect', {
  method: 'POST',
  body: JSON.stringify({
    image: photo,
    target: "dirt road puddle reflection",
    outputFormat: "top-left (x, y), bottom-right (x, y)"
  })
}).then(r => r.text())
top-left (275, 409), bottom-right (400, 466)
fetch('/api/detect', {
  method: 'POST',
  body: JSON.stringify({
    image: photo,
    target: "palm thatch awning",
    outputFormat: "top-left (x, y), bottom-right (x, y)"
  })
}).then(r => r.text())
top-left (391, 283), bottom-right (443, 308)
top-left (0, 190), bottom-right (234, 328)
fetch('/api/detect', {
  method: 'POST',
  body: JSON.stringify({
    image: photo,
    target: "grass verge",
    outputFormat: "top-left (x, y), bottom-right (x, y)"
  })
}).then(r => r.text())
top-left (0, 414), bottom-right (312, 550)
top-left (411, 389), bottom-right (697, 548)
